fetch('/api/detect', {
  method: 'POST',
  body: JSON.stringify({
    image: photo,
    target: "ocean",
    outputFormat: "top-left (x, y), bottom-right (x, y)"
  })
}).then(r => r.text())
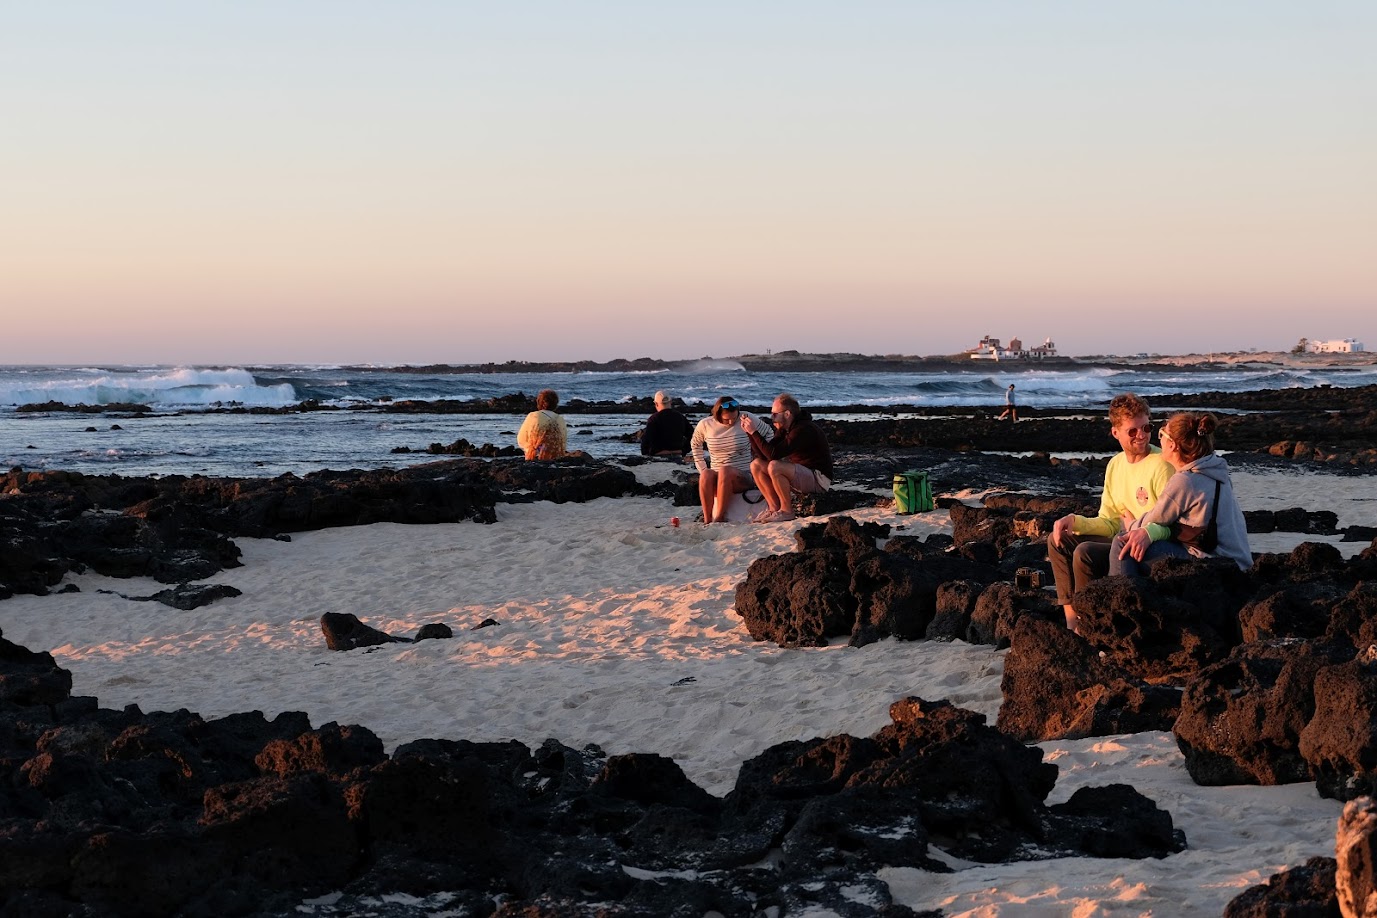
top-left (4, 361), bottom-right (1375, 479)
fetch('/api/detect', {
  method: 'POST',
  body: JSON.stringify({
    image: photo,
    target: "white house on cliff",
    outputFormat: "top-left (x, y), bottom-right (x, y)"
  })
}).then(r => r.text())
top-left (1307, 338), bottom-right (1365, 354)
top-left (969, 335), bottom-right (1059, 360)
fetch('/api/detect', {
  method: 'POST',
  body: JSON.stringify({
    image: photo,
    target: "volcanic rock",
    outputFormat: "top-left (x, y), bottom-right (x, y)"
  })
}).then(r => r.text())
top-left (1071, 558), bottom-right (1249, 683)
top-left (793, 514), bottom-right (890, 554)
top-left (736, 516), bottom-right (1005, 648)
top-left (1174, 639), bottom-right (1352, 786)
top-left (925, 579), bottom-right (985, 641)
top-left (793, 487), bottom-right (885, 518)
top-left (0, 628), bottom-right (74, 706)
top-left (1299, 657), bottom-right (1377, 801)
top-left (0, 630), bottom-right (1189, 916)
top-left (966, 581), bottom-right (1059, 649)
top-left (724, 696), bottom-right (1183, 866)
top-left (1044, 783), bottom-right (1185, 858)
top-left (149, 583), bottom-right (243, 610)
top-left (848, 550), bottom-right (939, 646)
top-left (733, 548), bottom-right (856, 647)
top-left (1337, 796), bottom-right (1377, 918)
top-left (486, 458), bottom-right (639, 504)
top-left (998, 617), bottom-right (1182, 741)
top-left (320, 613), bottom-right (408, 651)
top-left (1223, 856), bottom-right (1339, 918)
top-left (1238, 581), bottom-right (1345, 643)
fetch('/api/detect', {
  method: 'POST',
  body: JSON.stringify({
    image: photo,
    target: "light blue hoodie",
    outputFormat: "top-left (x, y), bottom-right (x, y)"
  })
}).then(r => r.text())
top-left (1136, 453), bottom-right (1252, 570)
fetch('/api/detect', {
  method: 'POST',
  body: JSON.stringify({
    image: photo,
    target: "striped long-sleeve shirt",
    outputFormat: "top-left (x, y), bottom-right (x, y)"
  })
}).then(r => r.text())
top-left (691, 414), bottom-right (770, 473)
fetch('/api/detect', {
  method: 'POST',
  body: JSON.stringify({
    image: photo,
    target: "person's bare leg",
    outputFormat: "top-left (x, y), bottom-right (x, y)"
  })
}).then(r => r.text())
top-left (698, 469), bottom-right (718, 523)
top-left (751, 457), bottom-right (782, 513)
top-left (768, 461), bottom-right (797, 516)
top-left (718, 467), bottom-right (753, 522)
top-left (713, 468), bottom-right (740, 523)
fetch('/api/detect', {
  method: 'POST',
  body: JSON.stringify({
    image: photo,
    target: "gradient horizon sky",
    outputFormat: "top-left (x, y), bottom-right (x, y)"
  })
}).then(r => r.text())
top-left (4, 2), bottom-right (1374, 366)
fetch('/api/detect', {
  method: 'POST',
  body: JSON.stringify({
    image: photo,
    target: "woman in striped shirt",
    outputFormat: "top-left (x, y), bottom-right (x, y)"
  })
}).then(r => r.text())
top-left (691, 396), bottom-right (771, 523)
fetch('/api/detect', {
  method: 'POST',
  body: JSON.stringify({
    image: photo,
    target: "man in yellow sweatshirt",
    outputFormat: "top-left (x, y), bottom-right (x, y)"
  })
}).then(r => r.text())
top-left (1048, 393), bottom-right (1174, 633)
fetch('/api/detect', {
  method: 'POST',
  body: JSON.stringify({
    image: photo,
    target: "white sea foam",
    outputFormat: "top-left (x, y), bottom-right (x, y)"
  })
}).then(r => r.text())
top-left (0, 367), bottom-right (300, 410)
top-left (677, 359), bottom-right (748, 374)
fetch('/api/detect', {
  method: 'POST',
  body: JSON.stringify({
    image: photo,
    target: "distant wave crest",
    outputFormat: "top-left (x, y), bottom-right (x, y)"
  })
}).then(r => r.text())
top-left (0, 367), bottom-right (301, 409)
top-left (676, 359), bottom-right (747, 374)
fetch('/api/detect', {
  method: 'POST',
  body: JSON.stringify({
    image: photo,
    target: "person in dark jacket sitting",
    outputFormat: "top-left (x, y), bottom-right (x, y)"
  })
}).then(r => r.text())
top-left (640, 390), bottom-right (693, 457)
top-left (741, 393), bottom-right (833, 523)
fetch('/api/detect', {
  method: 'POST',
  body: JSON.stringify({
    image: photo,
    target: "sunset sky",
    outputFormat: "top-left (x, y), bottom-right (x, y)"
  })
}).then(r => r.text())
top-left (4, 2), bottom-right (1374, 365)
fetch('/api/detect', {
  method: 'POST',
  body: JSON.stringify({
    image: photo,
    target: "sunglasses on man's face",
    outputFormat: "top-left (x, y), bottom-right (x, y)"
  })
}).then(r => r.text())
top-left (1119, 423), bottom-right (1152, 439)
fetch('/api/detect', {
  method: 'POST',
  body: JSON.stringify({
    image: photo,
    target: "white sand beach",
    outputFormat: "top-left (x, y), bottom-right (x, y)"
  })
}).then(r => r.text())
top-left (3, 463), bottom-right (1374, 916)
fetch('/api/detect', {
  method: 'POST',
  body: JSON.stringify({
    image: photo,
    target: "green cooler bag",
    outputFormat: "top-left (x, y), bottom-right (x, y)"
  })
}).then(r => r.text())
top-left (893, 470), bottom-right (934, 514)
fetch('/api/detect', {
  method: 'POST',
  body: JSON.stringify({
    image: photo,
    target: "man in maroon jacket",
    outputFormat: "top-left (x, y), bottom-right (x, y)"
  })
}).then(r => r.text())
top-left (741, 393), bottom-right (834, 523)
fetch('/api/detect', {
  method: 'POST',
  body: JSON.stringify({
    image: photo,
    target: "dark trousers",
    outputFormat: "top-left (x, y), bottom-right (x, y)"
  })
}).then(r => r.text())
top-left (1048, 533), bottom-right (1112, 605)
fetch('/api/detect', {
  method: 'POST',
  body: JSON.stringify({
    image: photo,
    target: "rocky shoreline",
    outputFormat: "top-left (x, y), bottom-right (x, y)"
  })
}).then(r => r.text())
top-left (6, 381), bottom-right (1377, 605)
top-left (5, 468), bottom-right (1377, 915)
top-left (317, 349), bottom-right (1377, 376)
top-left (5, 382), bottom-right (1377, 915)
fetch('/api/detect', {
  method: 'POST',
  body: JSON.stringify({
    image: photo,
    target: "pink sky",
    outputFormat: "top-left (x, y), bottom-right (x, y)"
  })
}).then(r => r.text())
top-left (4, 3), bottom-right (1373, 364)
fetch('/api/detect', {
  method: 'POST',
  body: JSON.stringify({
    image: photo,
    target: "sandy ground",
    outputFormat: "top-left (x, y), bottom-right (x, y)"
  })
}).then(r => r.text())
top-left (3, 461), bottom-right (1372, 916)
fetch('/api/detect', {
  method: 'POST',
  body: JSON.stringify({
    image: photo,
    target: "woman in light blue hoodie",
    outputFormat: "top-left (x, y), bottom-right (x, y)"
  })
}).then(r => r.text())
top-left (1110, 411), bottom-right (1252, 575)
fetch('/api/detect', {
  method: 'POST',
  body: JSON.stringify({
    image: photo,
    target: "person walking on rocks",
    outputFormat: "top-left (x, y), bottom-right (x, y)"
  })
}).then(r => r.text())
top-left (997, 384), bottom-right (1018, 421)
top-left (1048, 393), bottom-right (1174, 633)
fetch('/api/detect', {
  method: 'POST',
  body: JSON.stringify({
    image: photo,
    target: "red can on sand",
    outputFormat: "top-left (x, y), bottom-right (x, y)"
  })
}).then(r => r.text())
top-left (670, 517), bottom-right (680, 528)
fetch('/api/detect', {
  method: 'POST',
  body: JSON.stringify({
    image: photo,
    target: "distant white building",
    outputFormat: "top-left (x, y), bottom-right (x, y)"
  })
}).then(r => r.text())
top-left (968, 334), bottom-right (1058, 360)
top-left (969, 334), bottom-right (1007, 360)
top-left (1308, 338), bottom-right (1365, 353)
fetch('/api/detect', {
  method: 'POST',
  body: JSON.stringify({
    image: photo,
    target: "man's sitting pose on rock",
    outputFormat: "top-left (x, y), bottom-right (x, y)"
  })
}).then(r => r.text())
top-left (741, 393), bottom-right (833, 523)
top-left (640, 390), bottom-right (693, 456)
top-left (1047, 392), bottom-right (1174, 633)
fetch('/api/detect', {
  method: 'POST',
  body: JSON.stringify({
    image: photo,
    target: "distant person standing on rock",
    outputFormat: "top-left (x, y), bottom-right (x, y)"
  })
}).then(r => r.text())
top-left (517, 389), bottom-right (568, 461)
top-left (640, 390), bottom-right (693, 457)
top-left (997, 384), bottom-right (1018, 421)
top-left (1048, 392), bottom-right (1174, 633)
